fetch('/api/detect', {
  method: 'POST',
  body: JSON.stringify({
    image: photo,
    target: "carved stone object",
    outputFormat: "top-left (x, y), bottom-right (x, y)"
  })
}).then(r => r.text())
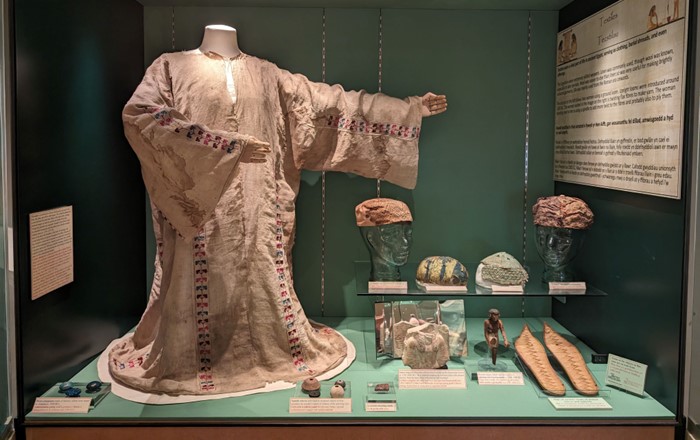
top-left (515, 324), bottom-right (565, 396)
top-left (543, 323), bottom-right (599, 396)
top-left (86, 381), bottom-right (103, 393)
top-left (484, 308), bottom-right (509, 365)
top-left (416, 256), bottom-right (468, 286)
top-left (330, 384), bottom-right (345, 398)
top-left (401, 323), bottom-right (450, 369)
top-left (449, 330), bottom-right (468, 358)
top-left (479, 252), bottom-right (528, 286)
top-left (301, 377), bottom-right (320, 394)
top-left (374, 383), bottom-right (390, 393)
top-left (392, 320), bottom-right (416, 358)
top-left (532, 195), bottom-right (594, 230)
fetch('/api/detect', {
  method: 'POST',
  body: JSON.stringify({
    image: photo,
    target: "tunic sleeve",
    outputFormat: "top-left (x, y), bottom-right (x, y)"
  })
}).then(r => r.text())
top-left (123, 55), bottom-right (259, 240)
top-left (280, 70), bottom-right (423, 189)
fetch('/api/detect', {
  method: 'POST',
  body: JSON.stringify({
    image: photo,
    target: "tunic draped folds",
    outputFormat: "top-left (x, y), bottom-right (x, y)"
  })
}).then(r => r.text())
top-left (110, 50), bottom-right (423, 395)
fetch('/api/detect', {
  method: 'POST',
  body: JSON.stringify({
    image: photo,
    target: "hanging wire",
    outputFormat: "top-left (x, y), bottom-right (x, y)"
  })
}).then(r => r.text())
top-left (171, 7), bottom-right (176, 51)
top-left (522, 13), bottom-right (533, 317)
top-left (522, 13), bottom-right (532, 265)
top-left (320, 9), bottom-right (327, 316)
top-left (376, 9), bottom-right (383, 198)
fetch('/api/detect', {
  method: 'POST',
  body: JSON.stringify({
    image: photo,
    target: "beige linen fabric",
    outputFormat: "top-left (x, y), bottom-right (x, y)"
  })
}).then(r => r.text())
top-left (110, 50), bottom-right (423, 396)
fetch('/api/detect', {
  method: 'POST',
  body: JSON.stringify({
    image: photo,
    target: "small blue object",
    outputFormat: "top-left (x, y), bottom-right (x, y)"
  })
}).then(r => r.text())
top-left (64, 388), bottom-right (81, 397)
top-left (86, 381), bottom-right (102, 392)
top-left (58, 382), bottom-right (73, 392)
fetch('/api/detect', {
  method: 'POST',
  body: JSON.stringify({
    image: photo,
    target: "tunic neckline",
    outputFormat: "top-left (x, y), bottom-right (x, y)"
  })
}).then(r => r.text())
top-left (195, 48), bottom-right (247, 61)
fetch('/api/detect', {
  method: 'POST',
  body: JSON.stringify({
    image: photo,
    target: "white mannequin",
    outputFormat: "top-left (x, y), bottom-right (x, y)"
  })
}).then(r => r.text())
top-left (199, 24), bottom-right (242, 58)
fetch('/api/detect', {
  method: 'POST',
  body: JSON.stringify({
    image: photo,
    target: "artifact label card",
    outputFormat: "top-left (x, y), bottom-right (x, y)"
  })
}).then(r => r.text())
top-left (477, 372), bottom-right (525, 386)
top-left (365, 402), bottom-right (397, 412)
top-left (548, 397), bottom-right (612, 410)
top-left (416, 281), bottom-right (467, 294)
top-left (549, 281), bottom-right (587, 292)
top-left (289, 398), bottom-right (352, 414)
top-left (32, 397), bottom-right (91, 414)
top-left (491, 285), bottom-right (524, 293)
top-left (29, 206), bottom-right (74, 300)
top-left (398, 369), bottom-right (466, 389)
top-left (605, 353), bottom-right (647, 396)
top-left (368, 281), bottom-right (408, 294)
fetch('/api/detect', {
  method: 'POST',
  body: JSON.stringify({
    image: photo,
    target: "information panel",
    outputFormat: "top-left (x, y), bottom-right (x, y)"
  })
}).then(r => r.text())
top-left (554, 0), bottom-right (687, 198)
top-left (30, 206), bottom-right (74, 300)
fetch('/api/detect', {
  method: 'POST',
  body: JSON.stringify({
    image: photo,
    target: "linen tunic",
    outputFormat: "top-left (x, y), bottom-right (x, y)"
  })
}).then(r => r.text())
top-left (110, 50), bottom-right (423, 395)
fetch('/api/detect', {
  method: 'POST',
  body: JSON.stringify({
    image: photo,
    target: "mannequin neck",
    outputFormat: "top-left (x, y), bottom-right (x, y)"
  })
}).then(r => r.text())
top-left (370, 254), bottom-right (402, 281)
top-left (199, 25), bottom-right (241, 58)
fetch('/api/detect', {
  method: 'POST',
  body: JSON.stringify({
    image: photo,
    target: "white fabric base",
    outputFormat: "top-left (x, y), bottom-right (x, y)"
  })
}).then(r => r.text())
top-left (98, 325), bottom-right (357, 405)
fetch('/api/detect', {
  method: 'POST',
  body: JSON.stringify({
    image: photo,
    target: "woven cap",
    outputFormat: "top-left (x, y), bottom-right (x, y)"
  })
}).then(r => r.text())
top-left (355, 198), bottom-right (413, 227)
top-left (532, 195), bottom-right (594, 229)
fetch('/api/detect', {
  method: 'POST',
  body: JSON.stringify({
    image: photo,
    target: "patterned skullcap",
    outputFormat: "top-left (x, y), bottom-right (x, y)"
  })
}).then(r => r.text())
top-left (355, 198), bottom-right (413, 227)
top-left (532, 195), bottom-right (594, 230)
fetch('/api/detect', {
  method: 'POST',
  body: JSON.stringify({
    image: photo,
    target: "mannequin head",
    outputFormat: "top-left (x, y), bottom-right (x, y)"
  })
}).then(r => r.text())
top-left (199, 24), bottom-right (241, 59)
top-left (534, 226), bottom-right (585, 282)
top-left (360, 223), bottom-right (413, 281)
top-left (356, 198), bottom-right (413, 281)
top-left (532, 195), bottom-right (592, 282)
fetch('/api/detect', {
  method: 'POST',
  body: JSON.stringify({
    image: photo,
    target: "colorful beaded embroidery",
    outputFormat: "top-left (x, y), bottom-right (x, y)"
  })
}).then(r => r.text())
top-left (325, 114), bottom-right (420, 140)
top-left (193, 231), bottom-right (215, 392)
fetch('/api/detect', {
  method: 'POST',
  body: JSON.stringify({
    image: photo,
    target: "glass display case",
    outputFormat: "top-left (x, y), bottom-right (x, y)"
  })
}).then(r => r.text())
top-left (6, 0), bottom-right (693, 439)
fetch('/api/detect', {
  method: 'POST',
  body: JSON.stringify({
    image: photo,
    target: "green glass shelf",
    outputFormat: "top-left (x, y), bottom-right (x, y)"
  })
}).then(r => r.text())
top-left (355, 261), bottom-right (607, 298)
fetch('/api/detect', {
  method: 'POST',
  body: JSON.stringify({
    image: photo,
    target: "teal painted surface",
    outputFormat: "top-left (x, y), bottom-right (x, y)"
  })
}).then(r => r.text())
top-left (297, 9), bottom-right (380, 318)
top-left (143, 7), bottom-right (556, 319)
top-left (26, 317), bottom-right (673, 420)
top-left (551, 0), bottom-right (687, 416)
top-left (552, 183), bottom-right (685, 414)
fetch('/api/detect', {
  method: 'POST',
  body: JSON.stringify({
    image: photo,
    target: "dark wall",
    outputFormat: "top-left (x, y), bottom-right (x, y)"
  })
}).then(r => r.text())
top-left (13, 0), bottom-right (146, 414)
top-left (554, 0), bottom-right (690, 414)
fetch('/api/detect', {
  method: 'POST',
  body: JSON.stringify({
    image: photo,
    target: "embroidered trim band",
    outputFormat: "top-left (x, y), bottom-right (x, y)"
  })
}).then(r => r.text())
top-left (147, 107), bottom-right (239, 154)
top-left (112, 355), bottom-right (146, 370)
top-left (194, 231), bottom-right (215, 392)
top-left (325, 114), bottom-right (420, 140)
top-left (274, 199), bottom-right (312, 374)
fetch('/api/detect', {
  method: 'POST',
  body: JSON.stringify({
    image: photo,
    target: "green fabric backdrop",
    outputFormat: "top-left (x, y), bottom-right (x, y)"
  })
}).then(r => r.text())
top-left (143, 6), bottom-right (557, 319)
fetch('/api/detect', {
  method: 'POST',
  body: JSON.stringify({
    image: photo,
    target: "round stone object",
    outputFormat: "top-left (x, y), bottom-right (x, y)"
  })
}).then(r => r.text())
top-left (64, 388), bottom-right (81, 397)
top-left (334, 379), bottom-right (346, 389)
top-left (308, 389), bottom-right (321, 398)
top-left (330, 384), bottom-right (345, 398)
top-left (86, 381), bottom-right (102, 393)
top-left (301, 377), bottom-right (321, 394)
top-left (58, 382), bottom-right (73, 393)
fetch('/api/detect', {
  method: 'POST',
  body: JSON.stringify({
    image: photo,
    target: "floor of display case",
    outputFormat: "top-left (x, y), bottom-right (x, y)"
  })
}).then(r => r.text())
top-left (25, 316), bottom-right (674, 423)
